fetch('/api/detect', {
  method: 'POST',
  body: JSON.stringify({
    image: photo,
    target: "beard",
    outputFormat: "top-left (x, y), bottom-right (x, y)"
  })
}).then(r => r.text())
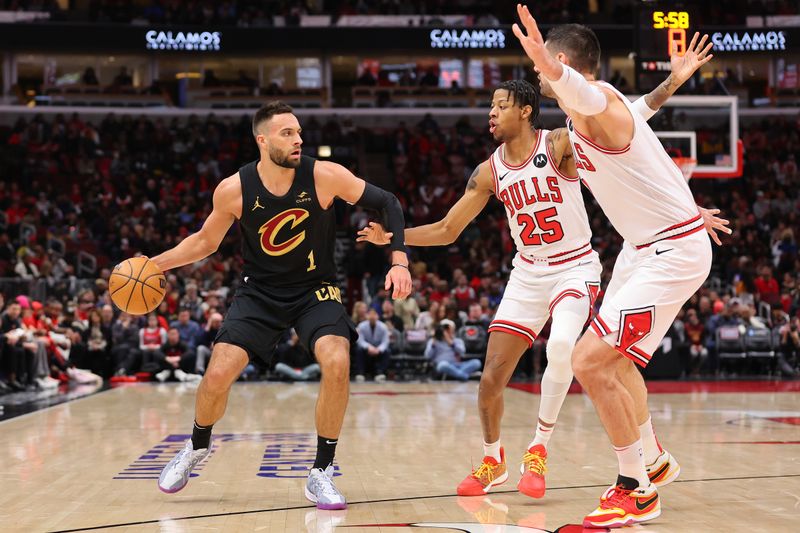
top-left (268, 145), bottom-right (301, 168)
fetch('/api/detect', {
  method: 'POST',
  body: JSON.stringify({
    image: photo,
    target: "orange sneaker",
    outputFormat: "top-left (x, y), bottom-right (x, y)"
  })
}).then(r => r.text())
top-left (517, 444), bottom-right (547, 498)
top-left (583, 483), bottom-right (660, 529)
top-left (647, 449), bottom-right (681, 487)
top-left (456, 447), bottom-right (508, 496)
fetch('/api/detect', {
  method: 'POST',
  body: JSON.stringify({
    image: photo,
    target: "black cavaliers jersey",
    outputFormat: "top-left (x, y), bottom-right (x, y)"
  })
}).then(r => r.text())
top-left (238, 156), bottom-right (336, 292)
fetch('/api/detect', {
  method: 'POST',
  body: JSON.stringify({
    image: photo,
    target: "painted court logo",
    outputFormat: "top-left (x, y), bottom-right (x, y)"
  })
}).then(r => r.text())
top-left (116, 433), bottom-right (339, 480)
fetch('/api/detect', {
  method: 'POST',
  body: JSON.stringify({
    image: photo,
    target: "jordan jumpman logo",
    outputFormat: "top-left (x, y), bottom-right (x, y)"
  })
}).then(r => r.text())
top-left (252, 195), bottom-right (265, 211)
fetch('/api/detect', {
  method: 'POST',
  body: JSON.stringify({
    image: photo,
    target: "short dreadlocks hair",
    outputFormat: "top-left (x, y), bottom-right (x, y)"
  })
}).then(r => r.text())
top-left (495, 79), bottom-right (539, 129)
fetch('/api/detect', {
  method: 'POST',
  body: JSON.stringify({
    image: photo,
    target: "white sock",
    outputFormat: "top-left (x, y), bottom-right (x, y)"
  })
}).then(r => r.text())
top-left (530, 377), bottom-right (571, 449)
top-left (639, 416), bottom-right (663, 465)
top-left (614, 439), bottom-right (650, 489)
top-left (483, 440), bottom-right (501, 462)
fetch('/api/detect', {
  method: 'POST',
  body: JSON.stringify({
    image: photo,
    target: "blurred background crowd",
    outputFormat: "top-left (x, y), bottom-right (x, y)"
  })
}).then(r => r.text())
top-left (1, 106), bottom-right (798, 392)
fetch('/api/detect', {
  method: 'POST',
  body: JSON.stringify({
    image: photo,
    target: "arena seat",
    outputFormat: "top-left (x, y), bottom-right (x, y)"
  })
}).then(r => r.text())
top-left (458, 325), bottom-right (487, 360)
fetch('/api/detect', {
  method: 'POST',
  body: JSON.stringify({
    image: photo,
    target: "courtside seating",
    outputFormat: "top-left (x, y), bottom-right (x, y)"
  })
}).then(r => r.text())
top-left (390, 329), bottom-right (429, 381)
top-left (745, 327), bottom-right (775, 374)
top-left (458, 325), bottom-right (487, 360)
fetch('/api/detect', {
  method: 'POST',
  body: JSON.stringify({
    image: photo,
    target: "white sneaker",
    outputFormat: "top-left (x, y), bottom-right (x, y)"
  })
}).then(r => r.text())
top-left (36, 376), bottom-right (59, 389)
top-left (374, 374), bottom-right (386, 383)
top-left (647, 449), bottom-right (681, 487)
top-left (158, 439), bottom-right (212, 493)
top-left (174, 369), bottom-right (188, 382)
top-left (305, 465), bottom-right (347, 510)
top-left (67, 367), bottom-right (102, 384)
top-left (354, 375), bottom-right (365, 383)
top-left (155, 369), bottom-right (171, 383)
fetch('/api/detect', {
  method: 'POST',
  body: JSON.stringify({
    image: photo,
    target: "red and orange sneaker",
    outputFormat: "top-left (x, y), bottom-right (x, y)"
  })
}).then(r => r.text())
top-left (456, 447), bottom-right (508, 496)
top-left (647, 449), bottom-right (681, 487)
top-left (517, 444), bottom-right (547, 498)
top-left (583, 483), bottom-right (660, 529)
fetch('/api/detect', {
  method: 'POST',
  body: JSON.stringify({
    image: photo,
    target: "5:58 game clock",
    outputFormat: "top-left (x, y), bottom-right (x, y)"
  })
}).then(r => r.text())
top-left (635, 1), bottom-right (694, 91)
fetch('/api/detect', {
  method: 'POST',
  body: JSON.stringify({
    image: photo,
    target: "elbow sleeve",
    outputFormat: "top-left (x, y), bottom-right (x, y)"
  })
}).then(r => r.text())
top-left (631, 96), bottom-right (658, 121)
top-left (549, 64), bottom-right (608, 116)
top-left (355, 183), bottom-right (406, 252)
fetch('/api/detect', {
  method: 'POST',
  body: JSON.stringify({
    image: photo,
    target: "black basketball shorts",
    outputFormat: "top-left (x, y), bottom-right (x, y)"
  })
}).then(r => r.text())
top-left (214, 280), bottom-right (358, 362)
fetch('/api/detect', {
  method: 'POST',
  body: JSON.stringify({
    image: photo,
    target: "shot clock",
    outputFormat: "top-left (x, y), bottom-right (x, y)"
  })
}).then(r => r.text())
top-left (635, 1), bottom-right (694, 90)
top-left (637, 1), bottom-right (692, 60)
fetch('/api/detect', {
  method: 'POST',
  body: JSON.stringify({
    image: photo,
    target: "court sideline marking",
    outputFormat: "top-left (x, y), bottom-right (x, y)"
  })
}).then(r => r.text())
top-left (0, 385), bottom-right (117, 425)
top-left (48, 472), bottom-right (800, 532)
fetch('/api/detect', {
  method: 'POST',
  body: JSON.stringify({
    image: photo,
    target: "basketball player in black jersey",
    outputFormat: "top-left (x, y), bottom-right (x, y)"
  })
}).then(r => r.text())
top-left (153, 102), bottom-right (412, 509)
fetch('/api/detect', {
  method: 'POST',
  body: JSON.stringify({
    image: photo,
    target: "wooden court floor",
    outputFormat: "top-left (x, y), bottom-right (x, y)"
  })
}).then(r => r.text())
top-left (1, 381), bottom-right (799, 532)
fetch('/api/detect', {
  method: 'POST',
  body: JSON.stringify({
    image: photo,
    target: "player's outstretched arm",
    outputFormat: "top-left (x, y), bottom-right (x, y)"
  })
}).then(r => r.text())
top-left (315, 161), bottom-right (411, 299)
top-left (151, 175), bottom-right (239, 272)
top-left (633, 32), bottom-right (714, 120)
top-left (357, 162), bottom-right (494, 247)
top-left (513, 4), bottom-right (609, 117)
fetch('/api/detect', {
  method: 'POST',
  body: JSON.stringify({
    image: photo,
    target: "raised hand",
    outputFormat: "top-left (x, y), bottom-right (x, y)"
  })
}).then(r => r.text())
top-left (512, 4), bottom-right (562, 80)
top-left (671, 32), bottom-right (714, 84)
top-left (355, 221), bottom-right (392, 246)
top-left (698, 206), bottom-right (732, 246)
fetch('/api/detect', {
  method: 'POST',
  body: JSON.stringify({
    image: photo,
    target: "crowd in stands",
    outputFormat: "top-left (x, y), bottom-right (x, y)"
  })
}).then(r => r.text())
top-left (0, 105), bottom-right (799, 393)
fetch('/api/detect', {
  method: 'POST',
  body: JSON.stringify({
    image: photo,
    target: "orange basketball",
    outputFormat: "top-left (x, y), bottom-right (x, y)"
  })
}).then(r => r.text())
top-left (109, 256), bottom-right (166, 315)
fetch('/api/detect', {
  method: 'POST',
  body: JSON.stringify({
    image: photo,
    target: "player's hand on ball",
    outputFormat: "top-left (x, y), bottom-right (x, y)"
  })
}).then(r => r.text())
top-left (671, 32), bottom-right (714, 83)
top-left (698, 206), bottom-right (732, 246)
top-left (356, 222), bottom-right (392, 246)
top-left (385, 264), bottom-right (412, 300)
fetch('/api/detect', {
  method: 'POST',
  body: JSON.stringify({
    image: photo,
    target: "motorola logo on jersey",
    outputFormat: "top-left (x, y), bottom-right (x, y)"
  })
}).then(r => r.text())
top-left (258, 208), bottom-right (309, 256)
top-left (533, 154), bottom-right (548, 168)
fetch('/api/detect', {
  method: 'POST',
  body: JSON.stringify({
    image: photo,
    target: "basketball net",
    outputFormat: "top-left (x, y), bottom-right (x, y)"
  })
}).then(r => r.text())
top-left (673, 156), bottom-right (697, 181)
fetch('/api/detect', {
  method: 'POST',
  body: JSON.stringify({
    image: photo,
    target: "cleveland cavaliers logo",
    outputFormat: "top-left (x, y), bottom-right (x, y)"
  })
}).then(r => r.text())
top-left (258, 208), bottom-right (309, 256)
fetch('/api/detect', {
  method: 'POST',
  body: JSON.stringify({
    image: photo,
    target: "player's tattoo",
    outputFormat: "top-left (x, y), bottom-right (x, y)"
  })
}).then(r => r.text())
top-left (548, 128), bottom-right (574, 173)
top-left (644, 74), bottom-right (678, 112)
top-left (466, 166), bottom-right (480, 191)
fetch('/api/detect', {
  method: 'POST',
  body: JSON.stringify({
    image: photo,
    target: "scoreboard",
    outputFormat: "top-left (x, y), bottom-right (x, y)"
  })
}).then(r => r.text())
top-left (636, 1), bottom-right (694, 90)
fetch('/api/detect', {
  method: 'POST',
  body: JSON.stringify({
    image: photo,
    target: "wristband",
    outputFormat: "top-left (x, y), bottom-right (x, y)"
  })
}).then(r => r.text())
top-left (391, 263), bottom-right (409, 270)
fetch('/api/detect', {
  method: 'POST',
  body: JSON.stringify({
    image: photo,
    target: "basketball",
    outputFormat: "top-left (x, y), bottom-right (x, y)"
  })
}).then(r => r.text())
top-left (109, 257), bottom-right (166, 315)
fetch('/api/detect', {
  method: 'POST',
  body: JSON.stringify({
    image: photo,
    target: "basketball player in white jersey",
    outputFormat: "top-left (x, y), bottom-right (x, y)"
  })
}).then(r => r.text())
top-left (513, 7), bottom-right (731, 528)
top-left (357, 45), bottom-right (720, 501)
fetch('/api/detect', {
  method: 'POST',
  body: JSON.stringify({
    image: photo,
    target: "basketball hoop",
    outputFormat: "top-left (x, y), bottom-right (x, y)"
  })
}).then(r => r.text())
top-left (673, 156), bottom-right (697, 181)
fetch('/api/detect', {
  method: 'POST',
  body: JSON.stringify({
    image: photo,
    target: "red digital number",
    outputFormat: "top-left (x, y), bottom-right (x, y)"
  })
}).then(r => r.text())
top-left (517, 207), bottom-right (565, 246)
top-left (573, 142), bottom-right (596, 172)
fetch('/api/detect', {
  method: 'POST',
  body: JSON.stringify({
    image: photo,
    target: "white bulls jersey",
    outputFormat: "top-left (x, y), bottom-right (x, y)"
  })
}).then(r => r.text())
top-left (490, 129), bottom-right (593, 267)
top-left (566, 82), bottom-right (702, 247)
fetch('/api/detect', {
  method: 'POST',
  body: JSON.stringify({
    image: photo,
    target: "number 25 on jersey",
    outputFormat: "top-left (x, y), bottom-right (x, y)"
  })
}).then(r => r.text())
top-left (518, 207), bottom-right (565, 246)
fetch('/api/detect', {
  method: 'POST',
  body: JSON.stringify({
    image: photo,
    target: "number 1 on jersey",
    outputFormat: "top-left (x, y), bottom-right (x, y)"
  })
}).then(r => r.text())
top-left (307, 250), bottom-right (316, 272)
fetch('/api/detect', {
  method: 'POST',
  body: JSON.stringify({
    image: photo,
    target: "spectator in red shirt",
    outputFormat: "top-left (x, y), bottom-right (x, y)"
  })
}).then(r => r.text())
top-left (429, 279), bottom-right (450, 304)
top-left (684, 309), bottom-right (707, 376)
top-left (754, 265), bottom-right (780, 305)
top-left (451, 274), bottom-right (476, 311)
